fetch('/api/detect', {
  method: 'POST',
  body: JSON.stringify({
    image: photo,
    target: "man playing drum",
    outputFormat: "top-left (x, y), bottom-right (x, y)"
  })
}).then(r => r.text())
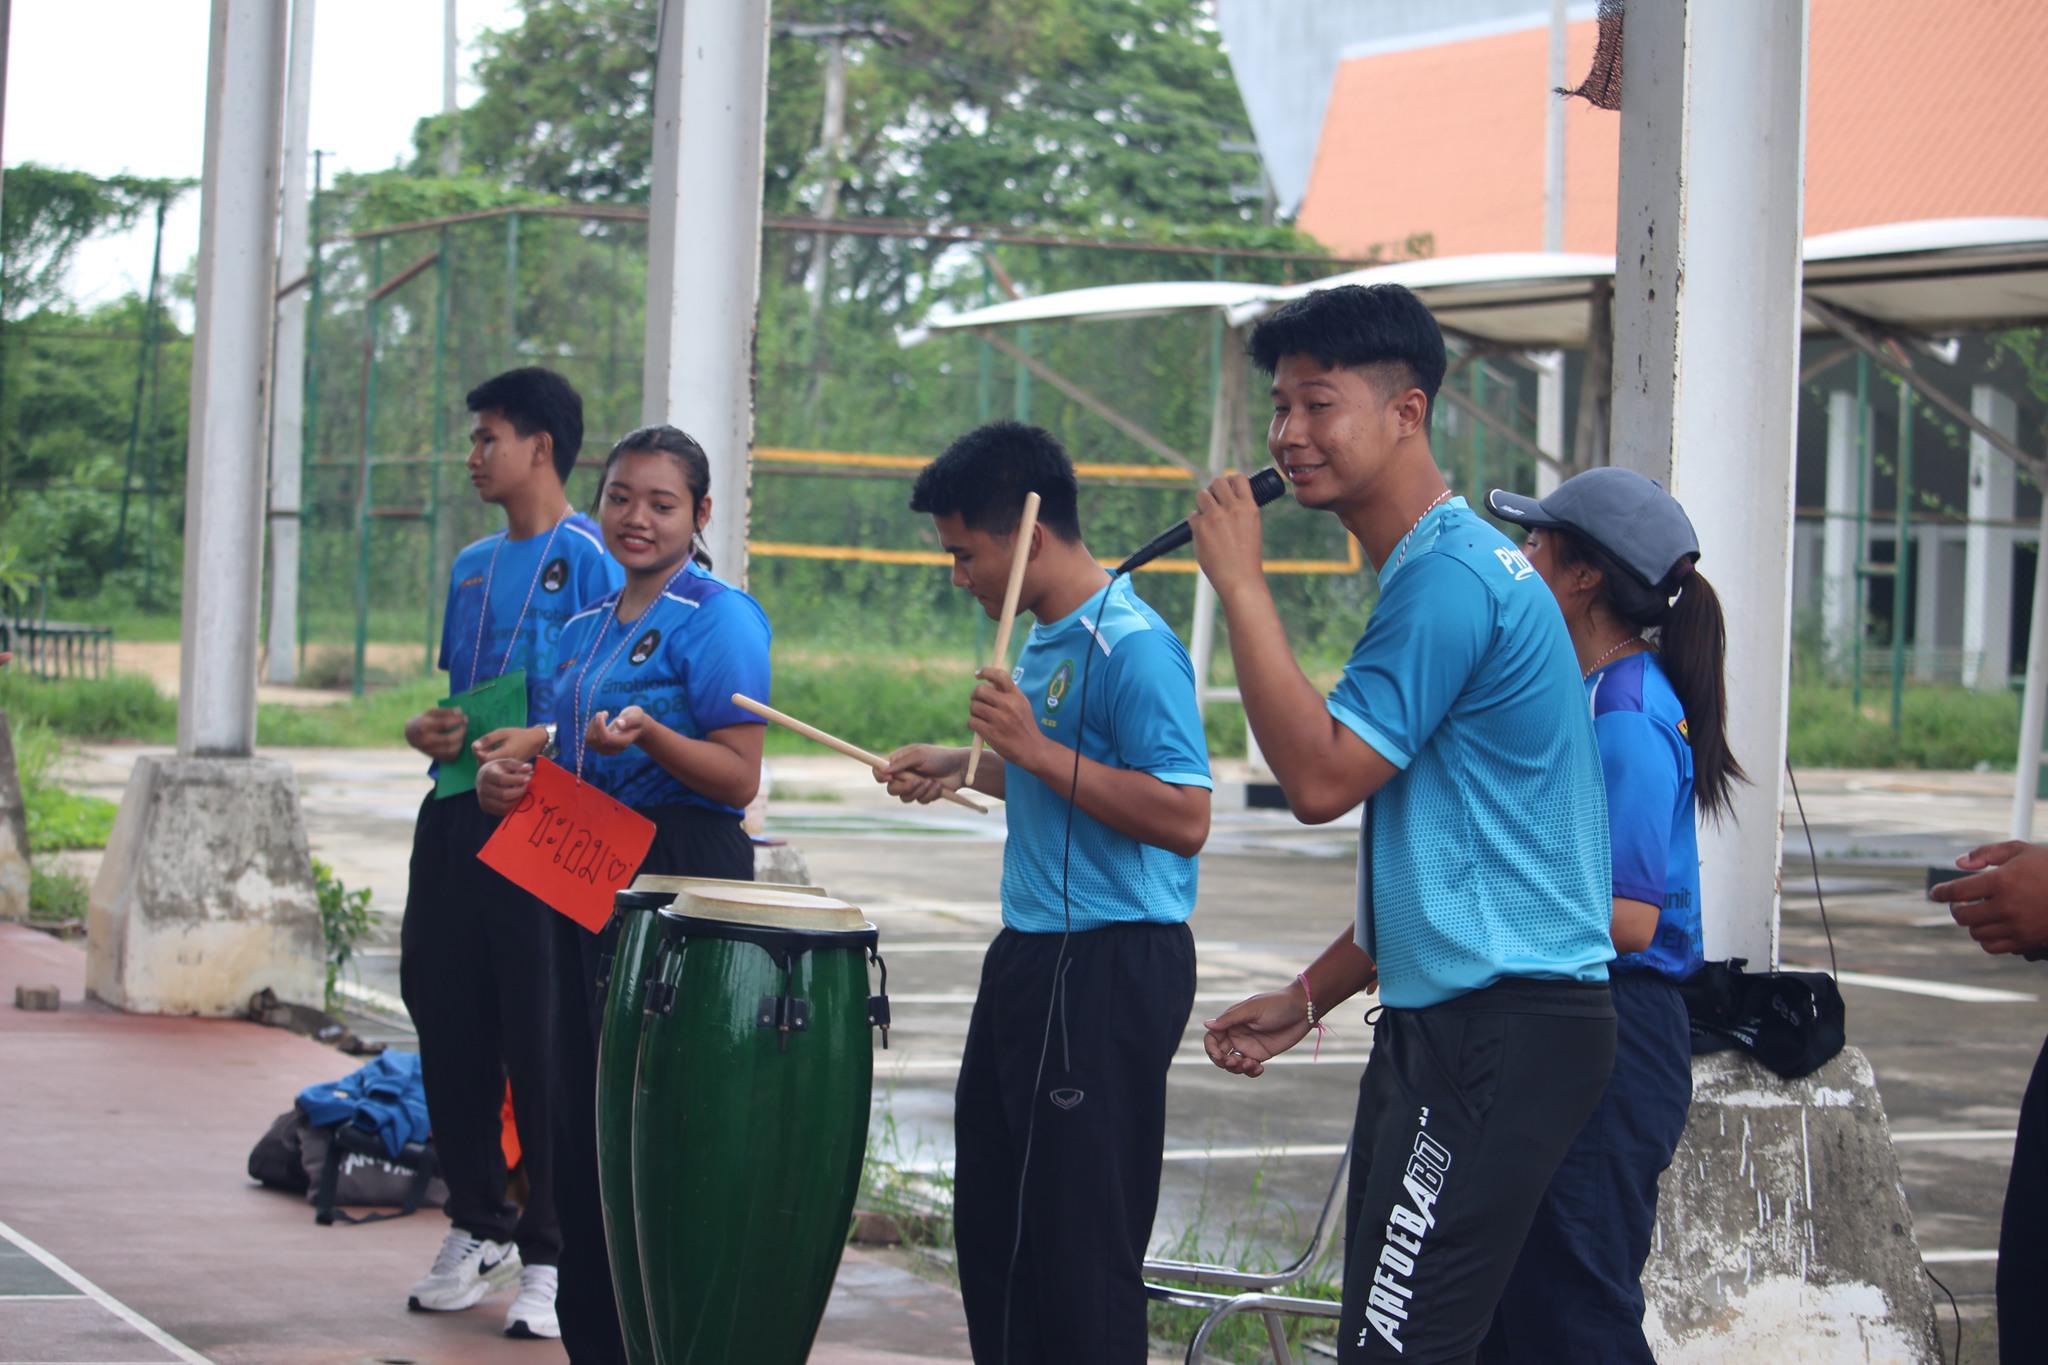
top-left (879, 421), bottom-right (1214, 1362)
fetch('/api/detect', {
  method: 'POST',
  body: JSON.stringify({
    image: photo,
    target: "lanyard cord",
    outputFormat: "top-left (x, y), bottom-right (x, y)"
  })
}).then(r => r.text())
top-left (568, 563), bottom-right (689, 784)
top-left (466, 513), bottom-right (570, 692)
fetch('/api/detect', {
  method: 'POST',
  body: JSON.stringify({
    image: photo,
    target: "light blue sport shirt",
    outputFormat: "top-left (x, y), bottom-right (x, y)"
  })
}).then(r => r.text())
top-left (1326, 498), bottom-right (1613, 1009)
top-left (1000, 574), bottom-right (1214, 934)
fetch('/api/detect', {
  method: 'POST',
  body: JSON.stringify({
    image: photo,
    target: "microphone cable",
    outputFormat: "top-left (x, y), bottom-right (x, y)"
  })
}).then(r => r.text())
top-left (999, 567), bottom-right (1122, 1362)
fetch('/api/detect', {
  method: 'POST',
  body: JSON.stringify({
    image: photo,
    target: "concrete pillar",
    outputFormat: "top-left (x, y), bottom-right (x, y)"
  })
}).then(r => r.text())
top-left (642, 0), bottom-right (772, 585)
top-left (1912, 523), bottom-right (1943, 683)
top-left (264, 0), bottom-right (315, 686)
top-left (1819, 391), bottom-right (1861, 673)
top-left (90, 0), bottom-right (323, 1016)
top-left (1533, 349), bottom-right (1565, 497)
top-left (1608, 0), bottom-right (1807, 969)
top-left (1963, 384), bottom-right (2018, 691)
top-left (1190, 325), bottom-right (1247, 715)
top-left (2013, 491), bottom-right (2048, 840)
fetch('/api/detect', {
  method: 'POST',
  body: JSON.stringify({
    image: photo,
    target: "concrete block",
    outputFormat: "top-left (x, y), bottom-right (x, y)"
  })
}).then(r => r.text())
top-left (0, 711), bottom-right (30, 921)
top-left (1644, 1047), bottom-right (1940, 1363)
top-left (755, 838), bottom-right (812, 888)
top-left (87, 755), bottom-right (323, 1016)
top-left (15, 984), bottom-right (59, 1011)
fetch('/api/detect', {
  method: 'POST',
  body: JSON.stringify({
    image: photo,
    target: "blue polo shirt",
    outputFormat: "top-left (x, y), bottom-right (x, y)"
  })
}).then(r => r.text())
top-left (1589, 651), bottom-right (1703, 980)
top-left (551, 563), bottom-right (771, 816)
top-left (1327, 498), bottom-right (1612, 1009)
top-left (1000, 574), bottom-right (1213, 934)
top-left (439, 513), bottom-right (620, 725)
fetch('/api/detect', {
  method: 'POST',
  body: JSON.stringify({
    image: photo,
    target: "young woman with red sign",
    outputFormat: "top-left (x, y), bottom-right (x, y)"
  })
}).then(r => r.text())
top-left (474, 424), bottom-right (770, 1365)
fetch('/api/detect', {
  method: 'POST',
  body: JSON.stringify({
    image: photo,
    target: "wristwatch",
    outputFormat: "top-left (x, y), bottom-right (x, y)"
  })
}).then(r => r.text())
top-left (540, 723), bottom-right (559, 760)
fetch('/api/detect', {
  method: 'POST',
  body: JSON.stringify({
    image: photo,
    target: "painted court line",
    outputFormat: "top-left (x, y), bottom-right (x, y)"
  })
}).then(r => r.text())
top-left (881, 1052), bottom-right (1374, 1075)
top-left (1921, 1249), bottom-right (1999, 1265)
top-left (0, 1217), bottom-right (211, 1365)
top-left (1782, 966), bottom-right (2037, 1004)
top-left (1892, 1128), bottom-right (2017, 1144)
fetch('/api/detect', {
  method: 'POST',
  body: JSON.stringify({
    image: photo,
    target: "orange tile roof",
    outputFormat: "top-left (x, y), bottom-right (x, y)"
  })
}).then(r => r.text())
top-left (1297, 0), bottom-right (2048, 260)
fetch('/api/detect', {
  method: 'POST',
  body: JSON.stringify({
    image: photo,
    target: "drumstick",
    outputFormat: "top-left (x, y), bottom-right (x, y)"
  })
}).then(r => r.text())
top-left (965, 491), bottom-right (1040, 786)
top-left (731, 693), bottom-right (989, 814)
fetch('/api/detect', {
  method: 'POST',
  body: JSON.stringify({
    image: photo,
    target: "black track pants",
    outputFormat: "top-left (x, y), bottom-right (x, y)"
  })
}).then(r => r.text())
top-left (399, 791), bottom-right (562, 1266)
top-left (952, 921), bottom-right (1197, 1365)
top-left (1339, 978), bottom-right (1616, 1364)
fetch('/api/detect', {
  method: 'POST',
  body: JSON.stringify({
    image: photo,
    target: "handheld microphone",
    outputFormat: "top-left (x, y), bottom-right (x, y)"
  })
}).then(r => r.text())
top-left (1113, 466), bottom-right (1287, 576)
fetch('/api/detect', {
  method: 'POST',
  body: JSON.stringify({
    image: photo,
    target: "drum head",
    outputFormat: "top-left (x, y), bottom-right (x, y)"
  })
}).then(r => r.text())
top-left (669, 886), bottom-right (869, 933)
top-left (629, 874), bottom-right (828, 897)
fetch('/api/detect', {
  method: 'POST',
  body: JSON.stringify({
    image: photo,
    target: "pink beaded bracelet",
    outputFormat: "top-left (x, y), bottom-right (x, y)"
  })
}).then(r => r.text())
top-left (1296, 971), bottom-right (1331, 1061)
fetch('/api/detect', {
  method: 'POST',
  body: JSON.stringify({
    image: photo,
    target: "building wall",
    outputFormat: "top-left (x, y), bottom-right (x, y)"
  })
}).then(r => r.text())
top-left (1293, 0), bottom-right (2048, 258)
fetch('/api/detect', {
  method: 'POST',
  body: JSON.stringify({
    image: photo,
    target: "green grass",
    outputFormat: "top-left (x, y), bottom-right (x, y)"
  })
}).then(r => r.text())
top-left (29, 867), bottom-right (89, 926)
top-left (1787, 685), bottom-right (2021, 770)
top-left (9, 720), bottom-right (119, 852)
top-left (0, 644), bottom-right (2029, 776)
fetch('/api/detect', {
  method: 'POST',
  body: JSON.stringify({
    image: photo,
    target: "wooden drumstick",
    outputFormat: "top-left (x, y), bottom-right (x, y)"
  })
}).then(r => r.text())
top-left (965, 491), bottom-right (1040, 786)
top-left (731, 693), bottom-right (989, 814)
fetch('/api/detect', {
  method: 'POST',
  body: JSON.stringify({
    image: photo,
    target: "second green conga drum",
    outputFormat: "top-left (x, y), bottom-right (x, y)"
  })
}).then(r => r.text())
top-left (594, 878), bottom-right (827, 1365)
top-left (632, 887), bottom-right (884, 1365)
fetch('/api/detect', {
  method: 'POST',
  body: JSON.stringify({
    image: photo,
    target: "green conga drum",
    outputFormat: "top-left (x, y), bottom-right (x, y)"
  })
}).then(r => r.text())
top-left (595, 878), bottom-right (827, 1365)
top-left (632, 887), bottom-right (887, 1365)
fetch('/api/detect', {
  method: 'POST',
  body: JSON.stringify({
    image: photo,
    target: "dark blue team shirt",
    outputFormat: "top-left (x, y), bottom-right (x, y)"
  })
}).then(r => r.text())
top-left (1587, 651), bottom-right (1704, 980)
top-left (550, 562), bottom-right (771, 817)
top-left (437, 513), bottom-right (621, 726)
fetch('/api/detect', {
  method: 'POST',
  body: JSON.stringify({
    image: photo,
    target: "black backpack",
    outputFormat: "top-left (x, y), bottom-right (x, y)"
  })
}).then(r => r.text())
top-left (247, 1107), bottom-right (445, 1226)
top-left (1674, 958), bottom-right (1846, 1080)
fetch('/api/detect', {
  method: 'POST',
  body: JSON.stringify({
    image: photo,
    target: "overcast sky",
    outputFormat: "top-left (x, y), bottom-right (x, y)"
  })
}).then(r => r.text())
top-left (4, 0), bottom-right (524, 306)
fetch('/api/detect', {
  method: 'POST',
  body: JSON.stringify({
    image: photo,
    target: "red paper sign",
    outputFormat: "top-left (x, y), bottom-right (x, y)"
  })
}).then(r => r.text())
top-left (478, 758), bottom-right (657, 933)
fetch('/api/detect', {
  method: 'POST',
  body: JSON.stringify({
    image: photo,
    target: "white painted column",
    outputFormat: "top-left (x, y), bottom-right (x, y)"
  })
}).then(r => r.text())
top-left (1963, 384), bottom-right (2018, 691)
top-left (181, 0), bottom-right (291, 755)
top-left (643, 0), bottom-right (771, 585)
top-left (1533, 350), bottom-right (1565, 496)
top-left (1819, 390), bottom-right (1859, 671)
top-left (264, 0), bottom-right (315, 686)
top-left (1190, 324), bottom-right (1246, 714)
top-left (2014, 493), bottom-right (2048, 839)
top-left (1608, 0), bottom-right (1809, 969)
top-left (1913, 523), bottom-right (1944, 683)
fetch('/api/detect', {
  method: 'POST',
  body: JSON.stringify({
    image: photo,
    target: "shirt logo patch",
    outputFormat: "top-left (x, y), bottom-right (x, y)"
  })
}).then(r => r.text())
top-left (629, 629), bottom-right (661, 666)
top-left (1492, 546), bottom-right (1537, 581)
top-left (1044, 658), bottom-right (1075, 713)
top-left (459, 575), bottom-right (485, 589)
top-left (1677, 716), bottom-right (1690, 740)
top-left (540, 557), bottom-right (568, 593)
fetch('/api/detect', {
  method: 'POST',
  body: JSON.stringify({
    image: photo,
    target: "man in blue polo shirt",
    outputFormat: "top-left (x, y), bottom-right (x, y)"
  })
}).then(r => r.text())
top-left (1191, 285), bottom-right (1616, 1362)
top-left (878, 421), bottom-right (1212, 1362)
top-left (399, 367), bottom-right (620, 1340)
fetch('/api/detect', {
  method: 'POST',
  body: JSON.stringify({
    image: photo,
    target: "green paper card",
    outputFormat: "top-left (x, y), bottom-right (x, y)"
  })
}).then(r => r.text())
top-left (434, 669), bottom-right (530, 799)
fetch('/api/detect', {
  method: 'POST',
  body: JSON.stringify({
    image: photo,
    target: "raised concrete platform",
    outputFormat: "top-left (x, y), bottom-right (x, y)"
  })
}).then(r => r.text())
top-left (1646, 1048), bottom-right (1941, 1362)
top-left (87, 755), bottom-right (323, 1015)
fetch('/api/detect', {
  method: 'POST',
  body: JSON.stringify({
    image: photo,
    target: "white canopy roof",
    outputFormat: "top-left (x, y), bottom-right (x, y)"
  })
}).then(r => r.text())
top-left (916, 219), bottom-right (2048, 348)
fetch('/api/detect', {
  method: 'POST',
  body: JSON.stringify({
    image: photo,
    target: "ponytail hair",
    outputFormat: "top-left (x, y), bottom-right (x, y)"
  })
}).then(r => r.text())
top-left (1552, 532), bottom-right (1748, 822)
top-left (598, 424), bottom-right (715, 570)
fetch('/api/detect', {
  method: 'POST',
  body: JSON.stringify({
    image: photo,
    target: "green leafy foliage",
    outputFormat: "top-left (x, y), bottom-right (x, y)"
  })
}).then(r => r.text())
top-left (0, 164), bottom-right (190, 322)
top-left (311, 857), bottom-right (375, 1012)
top-left (29, 867), bottom-right (89, 926)
top-left (0, 671), bottom-right (177, 741)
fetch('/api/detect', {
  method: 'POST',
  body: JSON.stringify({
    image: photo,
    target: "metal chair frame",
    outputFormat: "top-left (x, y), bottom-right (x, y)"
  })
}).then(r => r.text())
top-left (1142, 1138), bottom-right (1351, 1364)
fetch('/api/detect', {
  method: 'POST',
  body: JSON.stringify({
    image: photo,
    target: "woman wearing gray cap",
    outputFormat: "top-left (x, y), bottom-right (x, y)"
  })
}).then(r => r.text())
top-left (1480, 467), bottom-right (1744, 1363)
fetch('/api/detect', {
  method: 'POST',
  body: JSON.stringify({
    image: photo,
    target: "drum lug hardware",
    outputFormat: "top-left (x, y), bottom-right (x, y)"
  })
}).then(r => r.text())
top-left (757, 994), bottom-right (810, 1049)
top-left (595, 951), bottom-right (614, 992)
top-left (644, 980), bottom-right (678, 1017)
top-left (868, 995), bottom-right (891, 1049)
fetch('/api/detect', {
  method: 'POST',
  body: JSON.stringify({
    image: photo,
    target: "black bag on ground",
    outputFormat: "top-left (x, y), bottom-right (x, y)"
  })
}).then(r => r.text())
top-left (1675, 957), bottom-right (1846, 1080)
top-left (247, 1107), bottom-right (447, 1225)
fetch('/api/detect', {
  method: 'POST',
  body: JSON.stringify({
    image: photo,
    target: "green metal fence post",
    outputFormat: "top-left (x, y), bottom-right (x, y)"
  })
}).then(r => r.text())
top-left (1890, 381), bottom-right (1915, 734)
top-left (428, 228), bottom-right (452, 673)
top-left (1014, 323), bottom-right (1033, 422)
top-left (1852, 353), bottom-right (1870, 708)
top-left (976, 257), bottom-right (994, 423)
top-left (355, 237), bottom-right (384, 699)
top-left (505, 210), bottom-right (520, 364)
top-left (1471, 361), bottom-right (1489, 498)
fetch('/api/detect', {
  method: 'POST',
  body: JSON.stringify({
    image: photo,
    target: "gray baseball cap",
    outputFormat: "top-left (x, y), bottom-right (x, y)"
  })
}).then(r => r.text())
top-left (1486, 467), bottom-right (1700, 590)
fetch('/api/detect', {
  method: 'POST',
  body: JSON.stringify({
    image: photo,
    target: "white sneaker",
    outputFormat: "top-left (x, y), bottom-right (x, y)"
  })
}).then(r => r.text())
top-left (407, 1230), bottom-right (521, 1312)
top-left (503, 1264), bottom-right (560, 1339)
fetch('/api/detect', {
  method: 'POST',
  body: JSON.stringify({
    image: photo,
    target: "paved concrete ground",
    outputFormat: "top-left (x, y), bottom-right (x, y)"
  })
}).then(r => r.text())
top-left (35, 745), bottom-right (2048, 1361)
